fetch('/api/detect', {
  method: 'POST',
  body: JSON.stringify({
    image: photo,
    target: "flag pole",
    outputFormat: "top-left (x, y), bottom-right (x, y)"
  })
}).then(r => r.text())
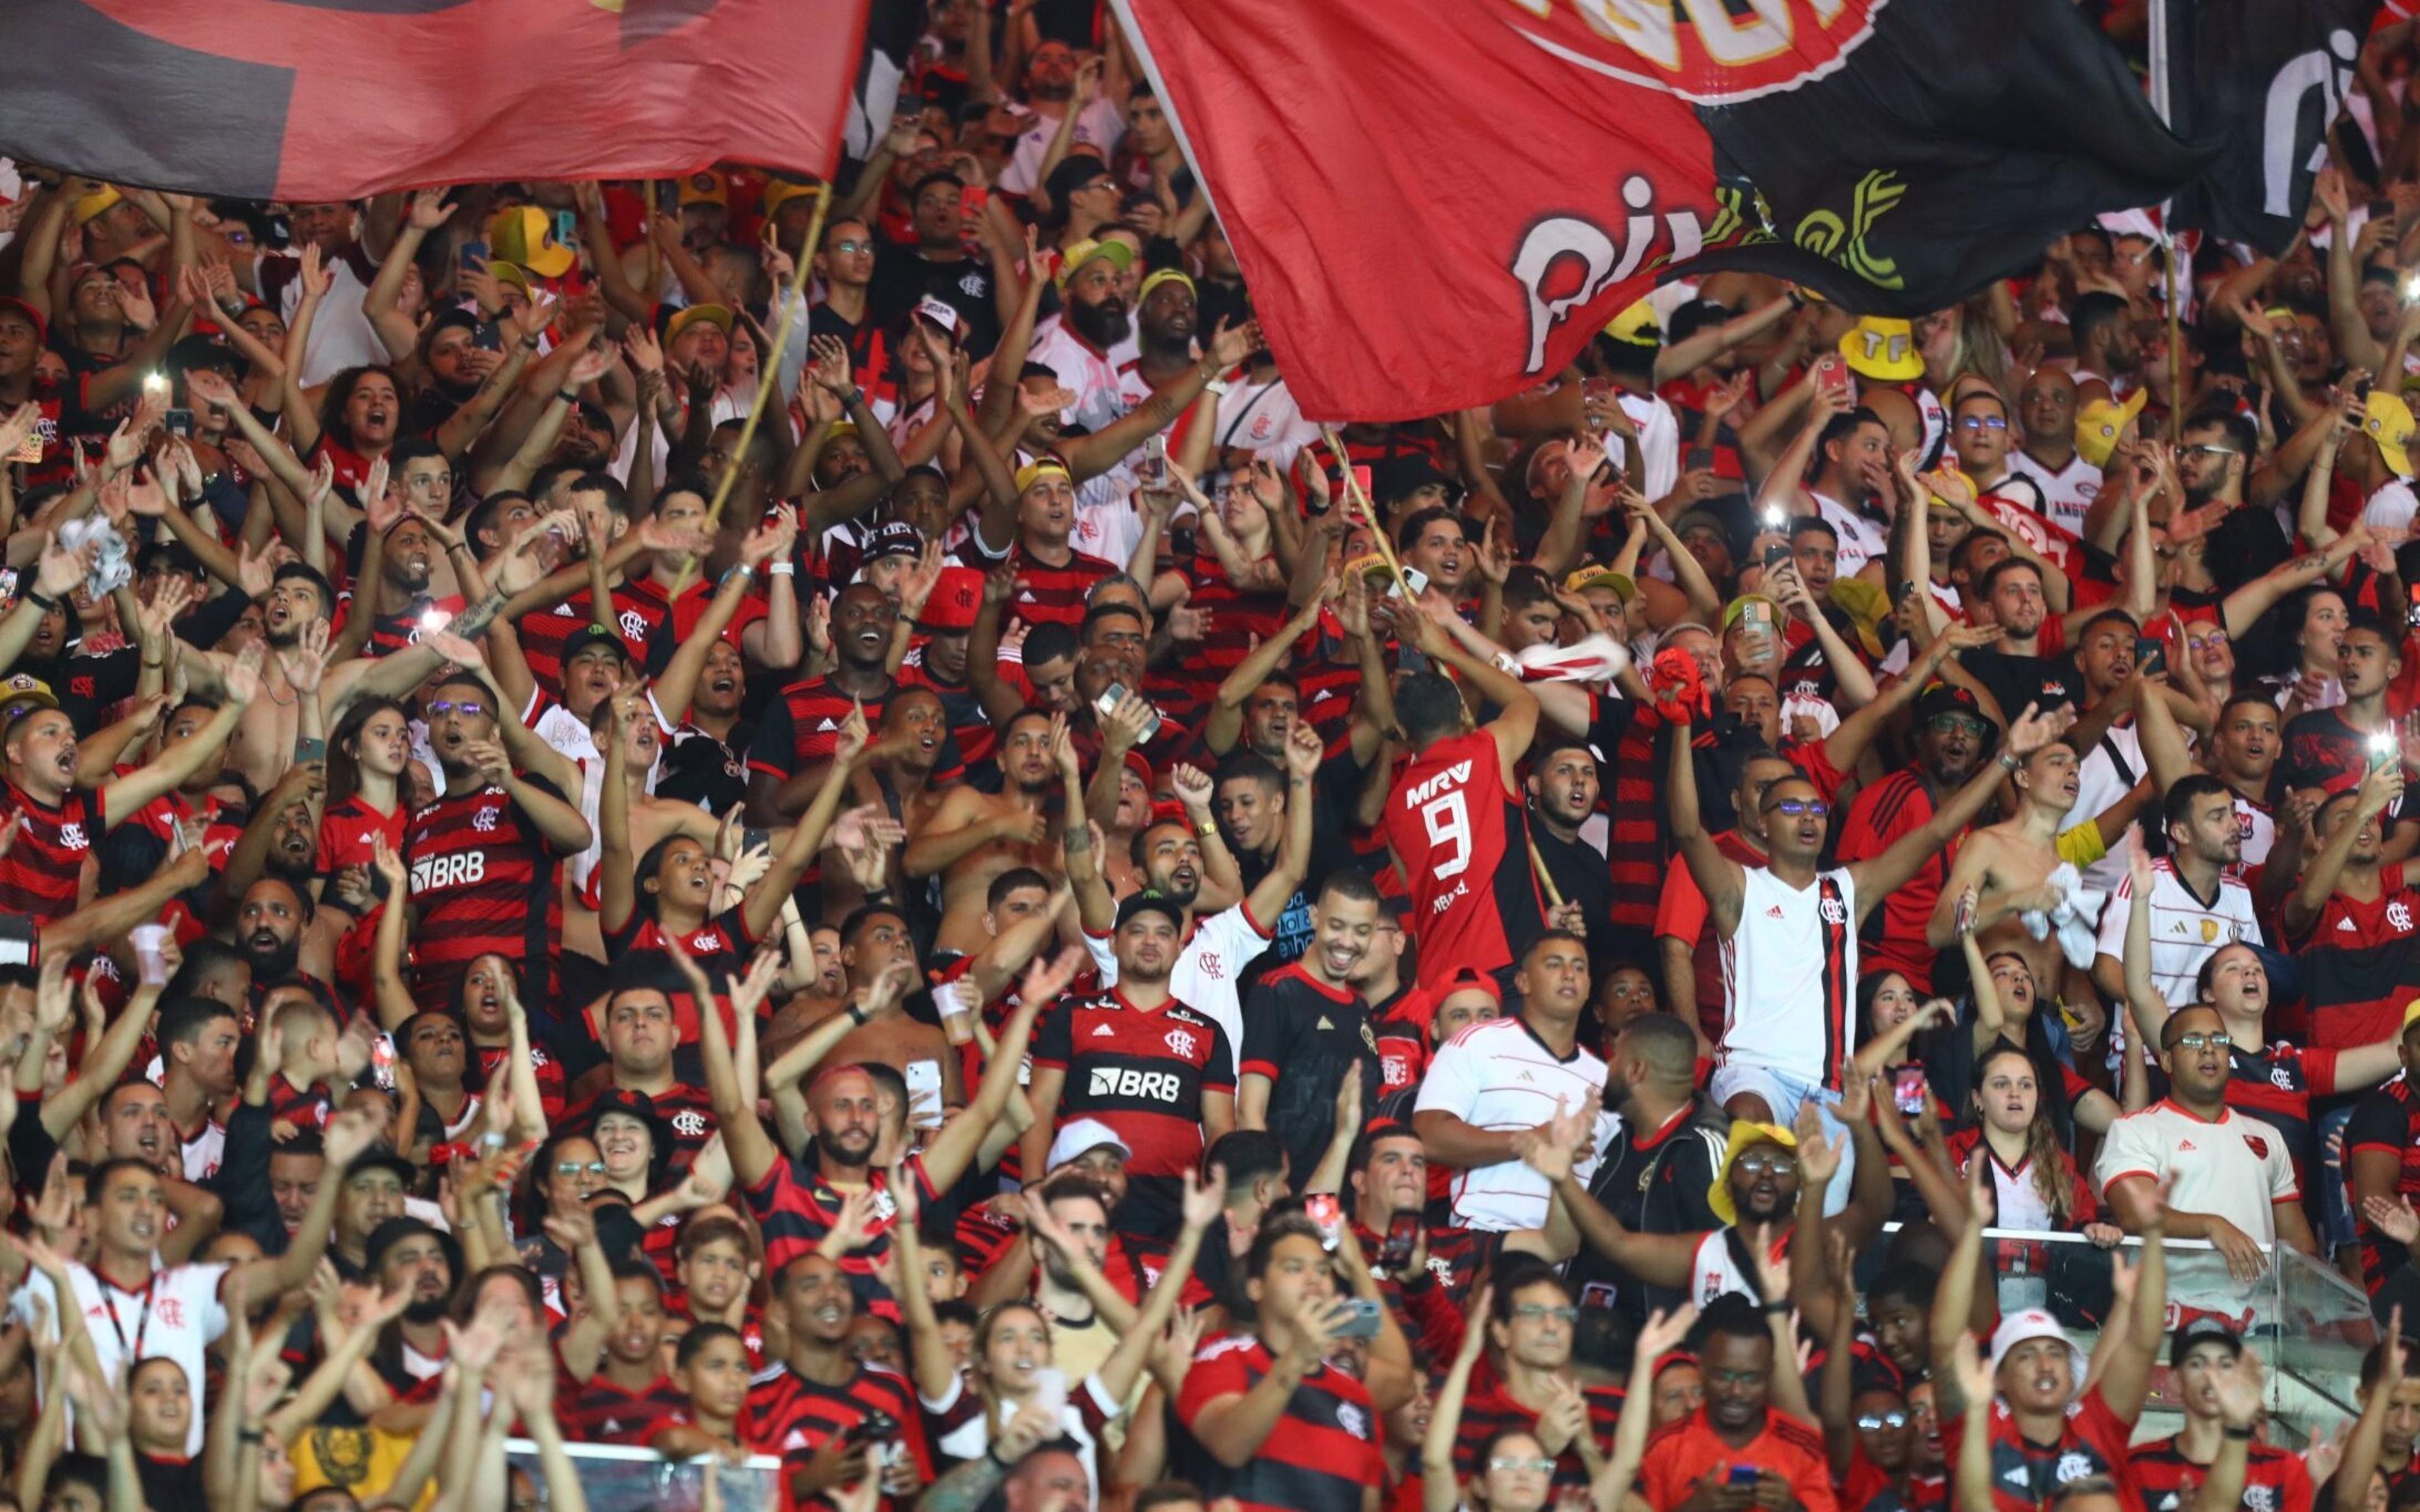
top-left (1320, 424), bottom-right (1569, 912)
top-left (668, 185), bottom-right (827, 600)
top-left (2149, 0), bottom-right (2184, 442)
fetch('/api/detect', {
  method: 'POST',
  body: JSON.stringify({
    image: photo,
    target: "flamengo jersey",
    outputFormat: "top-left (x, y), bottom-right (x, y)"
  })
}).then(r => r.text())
top-left (1719, 866), bottom-right (1858, 1089)
top-left (404, 778), bottom-right (572, 1016)
top-left (0, 781), bottom-right (103, 922)
top-left (2090, 859), bottom-right (2261, 1007)
top-left (1381, 729), bottom-right (1536, 988)
top-left (1032, 988), bottom-right (1235, 1231)
top-left (1412, 1016), bottom-right (1616, 1232)
top-left (1176, 1335), bottom-right (1384, 1512)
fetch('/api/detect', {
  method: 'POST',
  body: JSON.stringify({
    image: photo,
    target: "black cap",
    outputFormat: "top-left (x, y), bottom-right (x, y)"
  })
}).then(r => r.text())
top-left (1114, 889), bottom-right (1186, 931)
top-left (582, 1087), bottom-right (673, 1152)
top-left (864, 520), bottom-right (925, 564)
top-left (2169, 1321), bottom-right (2243, 1372)
top-left (365, 1215), bottom-right (462, 1280)
top-left (1911, 683), bottom-right (1988, 727)
top-left (343, 1148), bottom-right (420, 1190)
top-left (1370, 455), bottom-right (1457, 507)
top-left (1044, 156), bottom-right (1116, 209)
top-left (561, 624), bottom-right (632, 667)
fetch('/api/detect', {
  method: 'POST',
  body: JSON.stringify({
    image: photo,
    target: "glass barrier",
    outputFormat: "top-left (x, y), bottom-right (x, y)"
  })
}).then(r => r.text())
top-left (1950, 1227), bottom-right (2378, 1443)
top-left (504, 1441), bottom-right (781, 1512)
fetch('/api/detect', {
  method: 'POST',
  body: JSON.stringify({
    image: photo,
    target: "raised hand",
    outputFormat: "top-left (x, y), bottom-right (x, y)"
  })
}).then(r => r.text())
top-left (222, 642), bottom-right (267, 704)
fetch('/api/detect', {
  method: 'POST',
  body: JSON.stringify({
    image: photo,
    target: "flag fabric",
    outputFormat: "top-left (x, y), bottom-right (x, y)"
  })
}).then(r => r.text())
top-left (2162, 0), bottom-right (2383, 253)
top-left (1112, 0), bottom-right (2213, 422)
top-left (0, 0), bottom-right (867, 203)
top-left (843, 0), bottom-right (929, 162)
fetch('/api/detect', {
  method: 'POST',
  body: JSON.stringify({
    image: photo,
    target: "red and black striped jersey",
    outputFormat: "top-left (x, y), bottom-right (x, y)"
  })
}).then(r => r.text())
top-left (618, 573), bottom-right (768, 674)
top-left (1144, 558), bottom-right (1286, 727)
top-left (1032, 988), bottom-right (1235, 1226)
top-left (747, 676), bottom-right (896, 781)
top-left (403, 778), bottom-right (574, 1016)
top-left (1937, 1387), bottom-right (2145, 1512)
top-left (564, 1081), bottom-right (717, 1172)
top-left (2350, 1077), bottom-right (2420, 1292)
top-left (0, 781), bottom-right (104, 922)
top-left (894, 660), bottom-right (995, 769)
top-left (2294, 885), bottom-right (2420, 1050)
top-left (739, 1154), bottom-right (939, 1315)
top-left (987, 544), bottom-right (1119, 629)
top-left (1451, 1368), bottom-right (1625, 1495)
top-left (2221, 1040), bottom-right (2353, 1194)
top-left (602, 906), bottom-right (762, 1044)
top-left (2126, 1433), bottom-right (2312, 1512)
top-left (748, 1360), bottom-right (931, 1510)
top-left (472, 1040), bottom-right (566, 1124)
top-left (558, 1372), bottom-right (686, 1446)
top-left (1176, 1334), bottom-right (1385, 1512)
top-left (355, 593), bottom-right (466, 660)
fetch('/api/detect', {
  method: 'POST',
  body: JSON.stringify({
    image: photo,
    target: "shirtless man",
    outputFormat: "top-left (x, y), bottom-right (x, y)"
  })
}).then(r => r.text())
top-left (768, 897), bottom-right (965, 1125)
top-left (902, 707), bottom-right (1063, 956)
top-left (1925, 737), bottom-right (2093, 1045)
top-left (821, 688), bottom-right (953, 919)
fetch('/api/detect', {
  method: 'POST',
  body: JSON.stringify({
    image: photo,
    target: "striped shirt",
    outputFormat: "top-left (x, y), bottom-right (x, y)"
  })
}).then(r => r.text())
top-left (748, 1360), bottom-right (930, 1511)
top-left (403, 778), bottom-right (573, 1016)
top-left (0, 781), bottom-right (103, 922)
top-left (1412, 1017), bottom-right (1616, 1232)
top-left (1177, 1334), bottom-right (1385, 1512)
top-left (739, 1154), bottom-right (938, 1317)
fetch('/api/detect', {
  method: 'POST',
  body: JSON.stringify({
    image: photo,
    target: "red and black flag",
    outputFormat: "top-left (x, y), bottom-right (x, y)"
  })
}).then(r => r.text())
top-left (1110, 0), bottom-right (2213, 421)
top-left (0, 0), bottom-right (868, 202)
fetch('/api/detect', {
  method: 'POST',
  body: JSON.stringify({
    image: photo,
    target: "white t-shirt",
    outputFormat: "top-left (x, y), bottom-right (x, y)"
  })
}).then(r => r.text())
top-left (1608, 391), bottom-right (1680, 504)
top-left (1719, 864), bottom-right (1859, 1087)
top-left (1028, 316), bottom-right (1136, 437)
top-left (1412, 1017), bottom-right (1618, 1232)
top-left (2363, 479), bottom-right (2420, 533)
top-left (2090, 857), bottom-right (2262, 1007)
top-left (1810, 491), bottom-right (1889, 577)
top-left (1209, 377), bottom-right (1320, 474)
top-left (2095, 1099), bottom-right (2297, 1245)
top-left (1001, 99), bottom-right (1129, 195)
top-left (14, 1261), bottom-right (231, 1453)
top-left (2004, 450), bottom-right (2105, 537)
top-left (254, 245), bottom-right (386, 388)
top-left (2070, 728), bottom-right (2147, 894)
top-left (1081, 900), bottom-right (1273, 1062)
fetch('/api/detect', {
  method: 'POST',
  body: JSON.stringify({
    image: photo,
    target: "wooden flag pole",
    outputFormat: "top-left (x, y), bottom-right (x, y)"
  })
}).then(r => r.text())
top-left (667, 182), bottom-right (828, 600)
top-left (1319, 425), bottom-right (1567, 912)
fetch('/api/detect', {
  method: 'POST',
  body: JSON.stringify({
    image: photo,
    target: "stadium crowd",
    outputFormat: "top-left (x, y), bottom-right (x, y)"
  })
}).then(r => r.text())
top-left (11, 6), bottom-right (2420, 1512)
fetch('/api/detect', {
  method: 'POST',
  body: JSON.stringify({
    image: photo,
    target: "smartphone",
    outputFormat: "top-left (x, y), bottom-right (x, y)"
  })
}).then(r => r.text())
top-left (165, 409), bottom-right (194, 438)
top-left (472, 321), bottom-right (505, 353)
top-left (2132, 636), bottom-right (2167, 679)
top-left (2370, 730), bottom-right (2400, 770)
top-left (962, 186), bottom-right (989, 214)
top-left (1351, 463), bottom-right (1374, 499)
top-left (1379, 1213), bottom-right (1420, 1271)
top-left (2406, 580), bottom-right (2420, 632)
top-left (1139, 433), bottom-right (1170, 490)
top-left (1729, 1466), bottom-right (1761, 1489)
top-left (1029, 1366), bottom-right (1067, 1421)
top-left (1305, 1193), bottom-right (1343, 1249)
top-left (552, 209), bottom-right (578, 248)
top-left (844, 1410), bottom-right (899, 1448)
top-left (1334, 1298), bottom-right (1384, 1339)
top-left (1814, 355), bottom-right (1852, 399)
top-left (8, 422), bottom-right (40, 464)
top-left (371, 1033), bottom-right (397, 1092)
top-left (1400, 566), bottom-right (1430, 600)
top-left (1095, 683), bottom-right (1163, 742)
top-left (459, 238), bottom-right (489, 267)
top-left (1893, 1065), bottom-right (1928, 1116)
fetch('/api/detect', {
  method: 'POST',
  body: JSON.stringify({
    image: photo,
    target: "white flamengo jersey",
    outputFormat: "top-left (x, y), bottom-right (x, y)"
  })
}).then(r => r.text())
top-left (1719, 864), bottom-right (1859, 1089)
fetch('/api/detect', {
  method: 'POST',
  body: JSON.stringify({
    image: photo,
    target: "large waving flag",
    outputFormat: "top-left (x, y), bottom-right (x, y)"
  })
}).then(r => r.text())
top-left (1112, 0), bottom-right (2215, 421)
top-left (0, 0), bottom-right (867, 202)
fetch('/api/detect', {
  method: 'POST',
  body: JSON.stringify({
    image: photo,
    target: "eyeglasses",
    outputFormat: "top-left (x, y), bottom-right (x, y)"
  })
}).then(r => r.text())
top-left (554, 1161), bottom-right (608, 1177)
top-left (1735, 1153), bottom-right (1797, 1177)
top-left (1514, 1303), bottom-right (1579, 1324)
top-left (1857, 1411), bottom-right (1911, 1431)
top-left (1488, 1458), bottom-right (1556, 1474)
top-left (2172, 1032), bottom-right (2225, 1051)
top-left (1706, 1368), bottom-right (1766, 1387)
top-left (1927, 714), bottom-right (1990, 738)
top-left (1954, 415), bottom-right (2008, 432)
top-left (1761, 798), bottom-right (1830, 819)
top-left (428, 699), bottom-right (488, 718)
top-left (2182, 444), bottom-right (2239, 459)
top-left (831, 239), bottom-right (874, 255)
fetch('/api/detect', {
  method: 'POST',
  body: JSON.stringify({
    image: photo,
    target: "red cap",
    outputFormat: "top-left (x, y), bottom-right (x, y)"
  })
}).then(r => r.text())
top-left (919, 566), bottom-right (983, 632)
top-left (1122, 747), bottom-right (1154, 792)
top-left (0, 296), bottom-right (46, 346)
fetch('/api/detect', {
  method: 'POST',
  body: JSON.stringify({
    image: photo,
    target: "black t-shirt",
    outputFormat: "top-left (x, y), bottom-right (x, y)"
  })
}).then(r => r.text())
top-left (868, 246), bottom-right (1001, 357)
top-left (655, 721), bottom-right (754, 815)
top-left (2274, 706), bottom-right (2369, 802)
top-left (1961, 646), bottom-right (2083, 724)
top-left (1528, 823), bottom-right (1618, 980)
top-left (1237, 962), bottom-right (1380, 1193)
top-left (1568, 1101), bottom-right (1730, 1322)
top-left (33, 646), bottom-right (141, 736)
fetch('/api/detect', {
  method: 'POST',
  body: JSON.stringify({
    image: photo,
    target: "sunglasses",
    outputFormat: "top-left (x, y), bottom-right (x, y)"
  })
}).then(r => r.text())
top-left (427, 699), bottom-right (488, 719)
top-left (1514, 1303), bottom-right (1579, 1324)
top-left (1857, 1411), bottom-right (1911, 1431)
top-left (829, 239), bottom-right (874, 255)
top-left (1489, 1458), bottom-right (1556, 1475)
top-left (1954, 415), bottom-right (2008, 431)
top-left (1736, 1152), bottom-right (1797, 1177)
top-left (1761, 797), bottom-right (1831, 819)
top-left (2172, 1032), bottom-right (2225, 1051)
top-left (2182, 444), bottom-right (2239, 459)
top-left (554, 1160), bottom-right (608, 1177)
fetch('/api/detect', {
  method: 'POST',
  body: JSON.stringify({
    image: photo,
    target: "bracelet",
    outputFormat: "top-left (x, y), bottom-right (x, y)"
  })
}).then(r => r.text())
top-left (865, 887), bottom-right (894, 903)
top-left (25, 589), bottom-right (55, 611)
top-left (847, 1002), bottom-right (870, 1026)
top-left (1760, 1299), bottom-right (1790, 1316)
top-left (838, 387), bottom-right (864, 408)
top-left (767, 561), bottom-right (796, 576)
top-left (238, 1428), bottom-right (266, 1445)
top-left (1196, 820), bottom-right (1218, 839)
top-left (2221, 1425), bottom-right (2253, 1441)
top-left (556, 388), bottom-right (579, 404)
top-left (519, 334), bottom-right (542, 350)
top-left (447, 541), bottom-right (473, 556)
top-left (1997, 750), bottom-right (2021, 772)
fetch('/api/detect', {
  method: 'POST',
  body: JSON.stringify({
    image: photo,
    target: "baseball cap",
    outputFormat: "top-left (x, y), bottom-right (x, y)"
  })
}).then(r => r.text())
top-left (2168, 1321), bottom-right (2243, 1372)
top-left (562, 624), bottom-right (633, 667)
top-left (71, 186), bottom-right (122, 227)
top-left (365, 1215), bottom-right (463, 1278)
top-left (487, 205), bottom-right (575, 280)
top-left (1046, 1117), bottom-right (1132, 1170)
top-left (1114, 890), bottom-right (1186, 931)
top-left (1838, 316), bottom-right (1923, 382)
top-left (1671, 507), bottom-right (1729, 543)
top-left (761, 178), bottom-right (822, 220)
top-left (1707, 1121), bottom-right (1797, 1226)
top-left (1056, 237), bottom-right (1134, 290)
top-left (0, 296), bottom-right (48, 345)
top-left (1371, 455), bottom-right (1457, 506)
top-left (864, 520), bottom-right (925, 565)
top-left (2368, 391), bottom-right (2416, 480)
top-left (677, 171), bottom-right (729, 208)
top-left (913, 295), bottom-right (962, 336)
top-left (1912, 683), bottom-right (1989, 728)
top-left (919, 566), bottom-right (984, 633)
top-left (1605, 298), bottom-right (1662, 348)
top-left (343, 1148), bottom-right (419, 1190)
top-left (1564, 563), bottom-right (1638, 602)
top-left (1138, 268), bottom-right (1196, 306)
top-left (1986, 1307), bottom-right (2087, 1390)
top-left (2074, 388), bottom-right (2149, 469)
top-left (1015, 459), bottom-right (1072, 495)
top-left (0, 674), bottom-right (57, 728)
top-left (664, 303), bottom-right (734, 346)
top-left (489, 262), bottom-right (534, 302)
top-left (1438, 965), bottom-right (1502, 1008)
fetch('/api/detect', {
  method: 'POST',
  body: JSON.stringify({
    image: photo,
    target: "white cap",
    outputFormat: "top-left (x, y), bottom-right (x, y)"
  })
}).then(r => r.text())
top-left (1047, 1118), bottom-right (1131, 1171)
top-left (1986, 1307), bottom-right (2086, 1390)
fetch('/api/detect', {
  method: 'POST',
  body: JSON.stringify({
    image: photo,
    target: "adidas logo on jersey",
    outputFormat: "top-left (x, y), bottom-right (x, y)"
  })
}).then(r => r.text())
top-left (1765, 905), bottom-right (1785, 919)
top-left (1092, 1023), bottom-right (1116, 1037)
top-left (816, 717), bottom-right (841, 732)
top-left (2339, 917), bottom-right (2360, 932)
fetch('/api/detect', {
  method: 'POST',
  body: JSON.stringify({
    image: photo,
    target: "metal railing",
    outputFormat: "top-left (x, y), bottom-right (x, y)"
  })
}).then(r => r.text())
top-left (503, 1441), bottom-right (783, 1512)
